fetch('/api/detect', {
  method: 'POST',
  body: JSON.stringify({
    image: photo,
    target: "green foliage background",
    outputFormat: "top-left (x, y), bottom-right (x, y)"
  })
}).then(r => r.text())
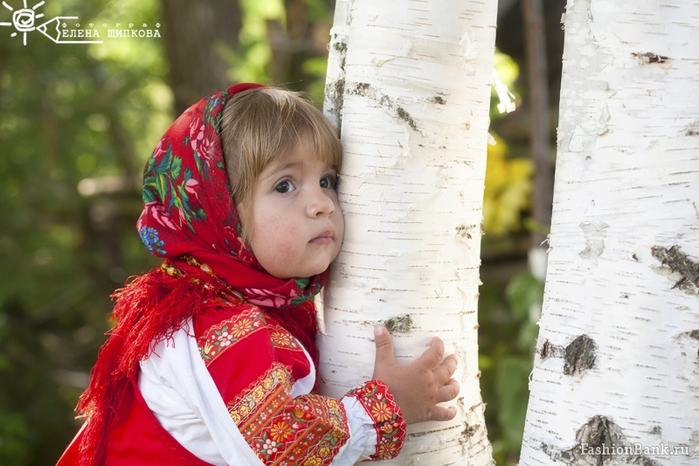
top-left (0, 1), bottom-right (166, 462)
top-left (0, 1), bottom-right (543, 464)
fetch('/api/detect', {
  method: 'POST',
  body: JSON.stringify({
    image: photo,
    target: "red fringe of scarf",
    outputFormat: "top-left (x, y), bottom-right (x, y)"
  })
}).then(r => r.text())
top-left (74, 266), bottom-right (320, 465)
top-left (75, 268), bottom-right (220, 466)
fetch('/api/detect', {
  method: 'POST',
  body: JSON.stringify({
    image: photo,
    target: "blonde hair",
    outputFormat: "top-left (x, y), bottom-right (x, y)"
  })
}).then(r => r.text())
top-left (221, 87), bottom-right (342, 219)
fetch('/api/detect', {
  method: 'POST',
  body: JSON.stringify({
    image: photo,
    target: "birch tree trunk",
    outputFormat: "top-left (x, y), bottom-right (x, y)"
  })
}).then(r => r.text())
top-left (519, 1), bottom-right (699, 465)
top-left (319, 1), bottom-right (497, 464)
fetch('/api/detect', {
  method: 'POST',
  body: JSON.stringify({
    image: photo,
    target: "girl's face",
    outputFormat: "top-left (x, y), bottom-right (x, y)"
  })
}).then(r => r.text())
top-left (241, 139), bottom-right (344, 279)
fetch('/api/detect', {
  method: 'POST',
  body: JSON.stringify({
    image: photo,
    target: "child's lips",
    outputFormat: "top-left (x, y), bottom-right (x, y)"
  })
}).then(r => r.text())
top-left (309, 230), bottom-right (335, 245)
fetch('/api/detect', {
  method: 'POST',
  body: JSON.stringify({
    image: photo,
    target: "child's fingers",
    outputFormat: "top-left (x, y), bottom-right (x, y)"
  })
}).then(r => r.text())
top-left (428, 405), bottom-right (457, 422)
top-left (437, 378), bottom-right (460, 403)
top-left (373, 326), bottom-right (395, 368)
top-left (432, 354), bottom-right (458, 384)
top-left (414, 336), bottom-right (445, 370)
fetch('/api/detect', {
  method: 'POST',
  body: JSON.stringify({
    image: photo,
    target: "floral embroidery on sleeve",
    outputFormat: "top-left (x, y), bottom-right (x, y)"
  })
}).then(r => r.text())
top-left (346, 380), bottom-right (407, 461)
top-left (197, 307), bottom-right (266, 365)
top-left (269, 326), bottom-right (303, 352)
top-left (227, 363), bottom-right (349, 465)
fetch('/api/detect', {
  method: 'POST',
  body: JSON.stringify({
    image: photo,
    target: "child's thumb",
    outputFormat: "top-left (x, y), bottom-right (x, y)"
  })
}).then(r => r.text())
top-left (373, 326), bottom-right (394, 366)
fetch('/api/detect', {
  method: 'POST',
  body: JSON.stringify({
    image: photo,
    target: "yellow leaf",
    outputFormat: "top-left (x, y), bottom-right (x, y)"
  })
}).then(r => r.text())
top-left (483, 133), bottom-right (533, 236)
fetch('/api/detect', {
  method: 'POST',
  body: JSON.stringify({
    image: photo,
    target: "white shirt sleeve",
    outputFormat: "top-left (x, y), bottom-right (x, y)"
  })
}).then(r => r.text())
top-left (330, 397), bottom-right (379, 464)
top-left (139, 319), bottom-right (263, 466)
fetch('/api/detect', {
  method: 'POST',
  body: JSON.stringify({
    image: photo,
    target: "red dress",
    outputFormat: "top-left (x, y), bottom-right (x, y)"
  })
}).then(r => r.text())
top-left (57, 299), bottom-right (406, 465)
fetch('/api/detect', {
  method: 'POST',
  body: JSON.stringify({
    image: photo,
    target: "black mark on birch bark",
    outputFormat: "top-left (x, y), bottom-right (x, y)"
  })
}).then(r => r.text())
top-left (325, 36), bottom-right (347, 135)
top-left (396, 106), bottom-right (418, 131)
top-left (456, 396), bottom-right (465, 412)
top-left (651, 245), bottom-right (699, 293)
top-left (347, 82), bottom-right (419, 132)
top-left (428, 95), bottom-right (447, 105)
top-left (329, 79), bottom-right (345, 135)
top-left (542, 415), bottom-right (662, 466)
top-left (677, 329), bottom-right (699, 359)
top-left (455, 224), bottom-right (476, 240)
top-left (684, 121), bottom-right (699, 136)
top-left (564, 335), bottom-right (597, 376)
top-left (383, 314), bottom-right (414, 334)
top-left (460, 422), bottom-right (479, 440)
top-left (540, 339), bottom-right (553, 359)
top-left (539, 339), bottom-right (565, 360)
top-left (333, 40), bottom-right (347, 54)
top-left (539, 335), bottom-right (597, 376)
top-left (632, 52), bottom-right (669, 64)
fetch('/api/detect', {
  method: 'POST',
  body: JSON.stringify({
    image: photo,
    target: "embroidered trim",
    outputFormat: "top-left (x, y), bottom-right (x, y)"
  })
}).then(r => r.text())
top-left (197, 307), bottom-right (267, 365)
top-left (269, 326), bottom-right (304, 352)
top-left (228, 364), bottom-right (349, 465)
top-left (346, 380), bottom-right (407, 461)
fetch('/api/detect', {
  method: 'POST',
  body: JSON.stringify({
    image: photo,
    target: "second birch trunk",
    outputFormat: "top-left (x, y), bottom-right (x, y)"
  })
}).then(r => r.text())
top-left (520, 0), bottom-right (699, 465)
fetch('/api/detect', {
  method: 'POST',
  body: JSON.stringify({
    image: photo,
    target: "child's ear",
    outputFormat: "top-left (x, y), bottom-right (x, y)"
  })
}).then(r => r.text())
top-left (235, 201), bottom-right (252, 242)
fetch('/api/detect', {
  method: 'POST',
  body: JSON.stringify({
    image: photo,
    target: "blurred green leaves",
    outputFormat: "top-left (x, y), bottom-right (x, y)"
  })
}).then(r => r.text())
top-left (506, 271), bottom-right (544, 321)
top-left (494, 356), bottom-right (531, 452)
top-left (480, 269), bottom-right (543, 465)
top-left (0, 0), bottom-right (166, 463)
top-left (226, 0), bottom-right (285, 83)
top-left (478, 50), bottom-right (543, 466)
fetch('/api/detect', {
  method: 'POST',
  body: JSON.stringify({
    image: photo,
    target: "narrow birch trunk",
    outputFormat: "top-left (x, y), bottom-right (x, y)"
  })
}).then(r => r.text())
top-left (320, 1), bottom-right (497, 464)
top-left (520, 1), bottom-right (699, 465)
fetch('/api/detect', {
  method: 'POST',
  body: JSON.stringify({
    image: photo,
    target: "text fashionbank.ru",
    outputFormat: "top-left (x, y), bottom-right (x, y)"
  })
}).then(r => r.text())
top-left (580, 442), bottom-right (689, 457)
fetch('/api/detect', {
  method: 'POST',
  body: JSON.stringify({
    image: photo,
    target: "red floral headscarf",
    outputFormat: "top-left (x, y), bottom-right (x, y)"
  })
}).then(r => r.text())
top-left (137, 82), bottom-right (326, 305)
top-left (75, 83), bottom-right (327, 466)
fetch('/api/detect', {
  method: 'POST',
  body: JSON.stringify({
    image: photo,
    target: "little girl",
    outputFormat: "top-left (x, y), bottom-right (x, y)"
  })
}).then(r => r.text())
top-left (57, 83), bottom-right (459, 466)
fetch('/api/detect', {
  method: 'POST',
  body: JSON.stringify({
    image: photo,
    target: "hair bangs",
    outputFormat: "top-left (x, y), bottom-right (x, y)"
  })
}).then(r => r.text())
top-left (221, 87), bottom-right (342, 208)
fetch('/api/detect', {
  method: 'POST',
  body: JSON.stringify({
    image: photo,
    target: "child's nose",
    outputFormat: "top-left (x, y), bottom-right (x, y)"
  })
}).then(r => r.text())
top-left (306, 186), bottom-right (336, 217)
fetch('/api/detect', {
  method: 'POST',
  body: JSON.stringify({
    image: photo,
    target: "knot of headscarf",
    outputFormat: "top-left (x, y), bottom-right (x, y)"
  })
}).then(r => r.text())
top-left (74, 83), bottom-right (326, 466)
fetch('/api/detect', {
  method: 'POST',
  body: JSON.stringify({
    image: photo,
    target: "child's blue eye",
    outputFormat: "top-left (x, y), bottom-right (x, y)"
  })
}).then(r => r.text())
top-left (320, 175), bottom-right (337, 190)
top-left (274, 180), bottom-right (294, 193)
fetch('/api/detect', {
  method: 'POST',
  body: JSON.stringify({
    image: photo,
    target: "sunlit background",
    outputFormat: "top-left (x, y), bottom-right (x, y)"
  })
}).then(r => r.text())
top-left (0, 0), bottom-right (564, 464)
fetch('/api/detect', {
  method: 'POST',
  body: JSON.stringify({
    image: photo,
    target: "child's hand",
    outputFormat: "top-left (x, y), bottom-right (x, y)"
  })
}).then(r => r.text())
top-left (372, 326), bottom-right (460, 424)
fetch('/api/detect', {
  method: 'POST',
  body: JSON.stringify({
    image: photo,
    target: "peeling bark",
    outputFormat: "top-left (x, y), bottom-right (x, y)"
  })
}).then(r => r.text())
top-left (631, 52), bottom-right (670, 65)
top-left (651, 246), bottom-right (699, 294)
top-left (542, 416), bottom-right (664, 466)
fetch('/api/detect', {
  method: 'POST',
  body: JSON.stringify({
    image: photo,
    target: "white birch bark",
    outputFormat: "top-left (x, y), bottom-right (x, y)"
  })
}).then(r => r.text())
top-left (320, 1), bottom-right (497, 464)
top-left (519, 1), bottom-right (699, 465)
